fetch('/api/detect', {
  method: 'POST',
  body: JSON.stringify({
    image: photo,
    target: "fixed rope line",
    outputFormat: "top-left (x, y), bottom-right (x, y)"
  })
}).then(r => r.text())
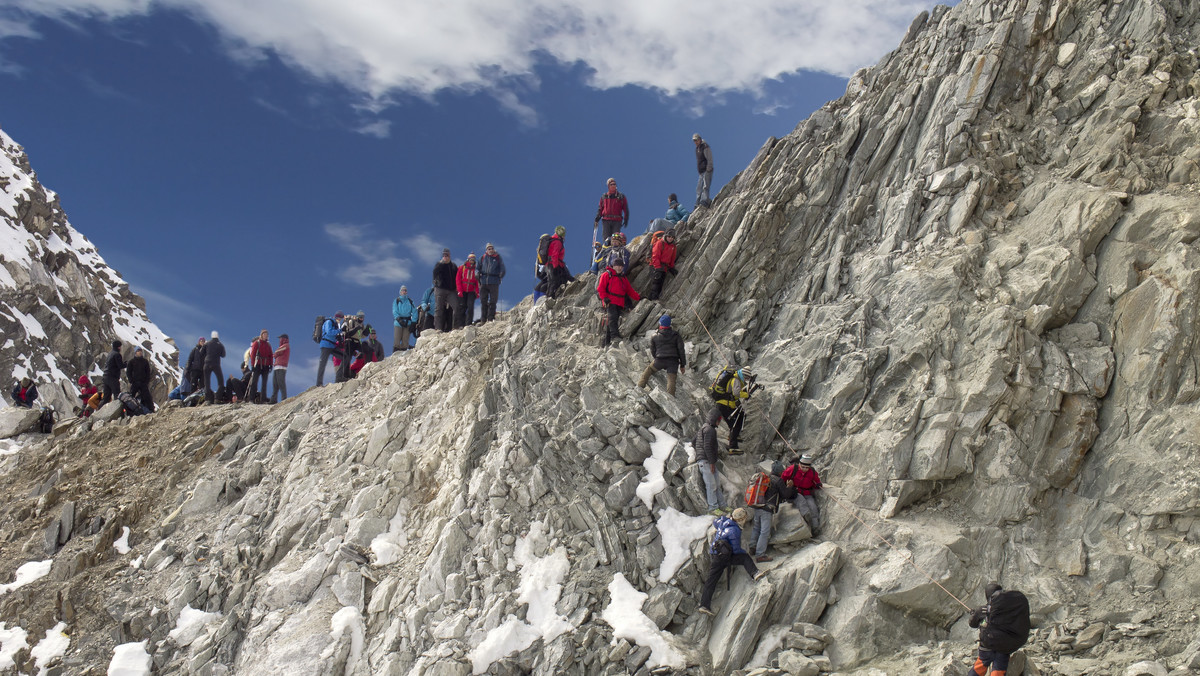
top-left (689, 307), bottom-right (973, 613)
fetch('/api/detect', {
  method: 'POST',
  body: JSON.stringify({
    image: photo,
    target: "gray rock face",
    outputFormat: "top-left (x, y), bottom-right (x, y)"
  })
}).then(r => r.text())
top-left (4, 0), bottom-right (1200, 674)
top-left (0, 129), bottom-right (178, 414)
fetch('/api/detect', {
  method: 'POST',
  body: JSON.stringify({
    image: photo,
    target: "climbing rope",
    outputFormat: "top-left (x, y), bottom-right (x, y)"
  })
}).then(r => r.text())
top-left (689, 308), bottom-right (973, 612)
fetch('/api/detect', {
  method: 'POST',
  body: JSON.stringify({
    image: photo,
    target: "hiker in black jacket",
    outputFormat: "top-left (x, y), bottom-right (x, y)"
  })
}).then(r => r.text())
top-left (101, 340), bottom-right (124, 404)
top-left (694, 408), bottom-right (724, 514)
top-left (432, 249), bottom-right (458, 332)
top-left (637, 315), bottom-right (686, 395)
top-left (967, 583), bottom-right (1031, 676)
top-left (184, 337), bottom-right (206, 391)
top-left (202, 331), bottom-right (226, 404)
top-left (125, 347), bottom-right (155, 412)
top-left (747, 463), bottom-right (795, 562)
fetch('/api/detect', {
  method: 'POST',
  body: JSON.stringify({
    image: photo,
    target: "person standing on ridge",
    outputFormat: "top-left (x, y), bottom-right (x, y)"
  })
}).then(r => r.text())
top-left (184, 336), bottom-right (206, 392)
top-left (270, 334), bottom-right (289, 403)
top-left (316, 314), bottom-right (342, 387)
top-left (782, 454), bottom-right (823, 536)
top-left (126, 347), bottom-right (155, 411)
top-left (101, 340), bottom-right (125, 404)
top-left (595, 178), bottom-right (629, 244)
top-left (478, 243), bottom-right (506, 323)
top-left (420, 287), bottom-right (436, 333)
top-left (693, 408), bottom-right (725, 514)
top-left (456, 253), bottom-right (480, 328)
top-left (698, 508), bottom-right (764, 616)
top-left (392, 286), bottom-right (419, 352)
top-left (203, 331), bottom-right (226, 403)
top-left (638, 314), bottom-right (685, 395)
top-left (545, 226), bottom-right (570, 299)
top-left (432, 249), bottom-right (458, 332)
top-left (647, 228), bottom-right (678, 301)
top-left (596, 258), bottom-right (639, 347)
top-left (967, 583), bottom-right (1031, 676)
top-left (248, 329), bottom-right (273, 404)
top-left (708, 367), bottom-right (759, 455)
top-left (694, 133), bottom-right (714, 208)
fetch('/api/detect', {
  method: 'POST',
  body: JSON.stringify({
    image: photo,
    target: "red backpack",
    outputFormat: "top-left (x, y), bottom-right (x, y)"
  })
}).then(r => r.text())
top-left (745, 472), bottom-right (770, 507)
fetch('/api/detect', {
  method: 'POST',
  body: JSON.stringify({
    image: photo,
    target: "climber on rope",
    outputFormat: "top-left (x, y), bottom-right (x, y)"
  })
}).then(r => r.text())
top-left (967, 583), bottom-right (1031, 676)
top-left (782, 454), bottom-right (824, 537)
top-left (699, 508), bottom-right (764, 617)
top-left (637, 314), bottom-right (686, 395)
top-left (707, 366), bottom-right (760, 455)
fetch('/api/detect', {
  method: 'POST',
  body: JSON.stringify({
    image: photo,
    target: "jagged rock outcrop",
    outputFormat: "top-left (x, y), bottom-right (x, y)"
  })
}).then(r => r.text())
top-left (4, 0), bottom-right (1200, 674)
top-left (0, 129), bottom-right (178, 414)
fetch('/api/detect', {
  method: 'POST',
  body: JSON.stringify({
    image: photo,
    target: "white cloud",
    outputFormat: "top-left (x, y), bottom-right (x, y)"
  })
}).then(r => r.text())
top-left (2, 0), bottom-right (937, 112)
top-left (323, 223), bottom-right (445, 288)
top-left (354, 119), bottom-right (390, 138)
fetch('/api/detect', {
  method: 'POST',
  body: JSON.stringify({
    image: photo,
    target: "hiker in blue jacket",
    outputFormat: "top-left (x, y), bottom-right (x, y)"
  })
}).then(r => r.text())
top-left (420, 287), bottom-right (436, 332)
top-left (648, 193), bottom-right (690, 233)
top-left (316, 313), bottom-right (343, 386)
top-left (477, 243), bottom-right (506, 323)
top-left (392, 286), bottom-right (419, 353)
top-left (699, 508), bottom-right (764, 616)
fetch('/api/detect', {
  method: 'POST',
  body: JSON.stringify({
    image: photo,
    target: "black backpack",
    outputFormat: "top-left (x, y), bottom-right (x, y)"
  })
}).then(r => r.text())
top-left (536, 234), bottom-right (552, 266)
top-left (983, 590), bottom-right (1031, 653)
top-left (38, 408), bottom-right (56, 433)
top-left (312, 315), bottom-right (326, 343)
top-left (709, 366), bottom-right (738, 401)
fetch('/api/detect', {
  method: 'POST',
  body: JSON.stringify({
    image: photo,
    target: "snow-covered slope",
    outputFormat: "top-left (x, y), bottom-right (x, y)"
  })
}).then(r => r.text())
top-left (0, 128), bottom-right (177, 412)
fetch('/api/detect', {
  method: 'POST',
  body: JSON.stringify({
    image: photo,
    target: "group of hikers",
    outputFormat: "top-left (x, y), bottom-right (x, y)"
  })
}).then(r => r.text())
top-left (175, 330), bottom-right (293, 406)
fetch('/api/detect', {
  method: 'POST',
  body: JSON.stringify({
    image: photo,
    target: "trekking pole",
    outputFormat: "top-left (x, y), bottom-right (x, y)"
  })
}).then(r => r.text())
top-left (688, 308), bottom-right (973, 613)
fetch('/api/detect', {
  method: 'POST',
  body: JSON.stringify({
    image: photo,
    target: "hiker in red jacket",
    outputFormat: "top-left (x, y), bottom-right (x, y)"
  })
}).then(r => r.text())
top-left (248, 330), bottom-right (273, 404)
top-left (597, 258), bottom-right (640, 347)
top-left (648, 229), bottom-right (678, 300)
top-left (545, 226), bottom-right (570, 298)
top-left (782, 454), bottom-right (823, 536)
top-left (456, 253), bottom-right (481, 328)
top-left (594, 177), bottom-right (629, 243)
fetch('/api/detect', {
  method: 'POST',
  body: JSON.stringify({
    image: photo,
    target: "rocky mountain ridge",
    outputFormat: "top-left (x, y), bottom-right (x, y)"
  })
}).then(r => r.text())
top-left (3, 0), bottom-right (1200, 674)
top-left (0, 128), bottom-right (178, 414)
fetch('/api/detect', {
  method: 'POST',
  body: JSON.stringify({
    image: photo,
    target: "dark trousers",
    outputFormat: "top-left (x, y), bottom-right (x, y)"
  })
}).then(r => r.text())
top-left (338, 340), bottom-right (360, 382)
top-left (602, 303), bottom-right (622, 347)
top-left (700, 550), bottom-right (758, 610)
top-left (455, 292), bottom-right (477, 328)
top-left (648, 268), bottom-right (667, 300)
top-left (203, 364), bottom-right (224, 403)
top-left (187, 369), bottom-right (203, 392)
top-left (434, 288), bottom-right (456, 331)
top-left (969, 650), bottom-right (1011, 675)
top-left (715, 403), bottom-right (746, 450)
top-left (480, 283), bottom-right (500, 321)
top-left (131, 383), bottom-right (154, 411)
top-left (601, 219), bottom-right (622, 243)
top-left (270, 369), bottom-right (287, 403)
top-left (249, 366), bottom-right (270, 402)
top-left (102, 376), bottom-right (119, 403)
top-left (316, 347), bottom-right (338, 386)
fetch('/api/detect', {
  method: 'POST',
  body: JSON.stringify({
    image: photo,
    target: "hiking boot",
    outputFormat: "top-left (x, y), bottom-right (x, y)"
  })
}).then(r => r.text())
top-left (754, 570), bottom-right (766, 581)
top-left (748, 546), bottom-right (756, 556)
top-left (698, 606), bottom-right (715, 617)
top-left (755, 555), bottom-right (773, 563)
top-left (728, 447), bottom-right (743, 456)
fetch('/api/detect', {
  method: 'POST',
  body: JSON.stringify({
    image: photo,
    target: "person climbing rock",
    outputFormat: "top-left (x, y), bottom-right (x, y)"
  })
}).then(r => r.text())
top-left (708, 367), bottom-right (759, 455)
top-left (647, 228), bottom-right (678, 301)
top-left (433, 249), bottom-right (458, 332)
top-left (101, 340), bottom-right (125, 404)
top-left (77, 375), bottom-right (99, 417)
top-left (967, 583), bottom-right (1031, 676)
top-left (694, 408), bottom-right (725, 514)
top-left (782, 454), bottom-right (823, 536)
top-left (638, 315), bottom-right (686, 395)
top-left (694, 133), bottom-right (714, 208)
top-left (126, 347), bottom-right (155, 412)
top-left (605, 231), bottom-right (630, 270)
top-left (746, 462), bottom-right (792, 562)
top-left (478, 243), bottom-right (506, 323)
top-left (11, 377), bottom-right (37, 408)
top-left (594, 177), bottom-right (629, 243)
top-left (596, 258), bottom-right (640, 347)
top-left (699, 508), bottom-right (764, 616)
top-left (456, 253), bottom-right (480, 328)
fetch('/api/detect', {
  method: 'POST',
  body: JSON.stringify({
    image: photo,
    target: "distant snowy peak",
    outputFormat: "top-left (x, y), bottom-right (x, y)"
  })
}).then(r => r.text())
top-left (0, 127), bottom-right (177, 412)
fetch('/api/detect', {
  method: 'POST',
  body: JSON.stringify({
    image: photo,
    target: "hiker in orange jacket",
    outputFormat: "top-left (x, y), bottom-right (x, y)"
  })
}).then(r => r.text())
top-left (596, 258), bottom-right (640, 347)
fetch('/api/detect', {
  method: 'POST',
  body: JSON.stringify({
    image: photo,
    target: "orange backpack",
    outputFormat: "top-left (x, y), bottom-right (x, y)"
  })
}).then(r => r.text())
top-left (745, 472), bottom-right (770, 507)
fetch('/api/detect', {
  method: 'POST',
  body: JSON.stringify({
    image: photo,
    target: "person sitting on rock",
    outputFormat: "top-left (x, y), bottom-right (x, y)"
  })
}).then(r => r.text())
top-left (596, 258), bottom-right (640, 348)
top-left (747, 462), bottom-right (794, 563)
top-left (638, 315), bottom-right (686, 395)
top-left (126, 347), bottom-right (155, 412)
top-left (351, 328), bottom-right (385, 375)
top-left (708, 367), bottom-right (759, 455)
top-left (967, 583), bottom-right (1031, 676)
top-left (647, 193), bottom-right (689, 233)
top-left (11, 377), bottom-right (37, 408)
top-left (77, 375), bottom-right (99, 417)
top-left (782, 454), bottom-right (823, 536)
top-left (699, 508), bottom-right (764, 616)
top-left (693, 408), bottom-right (725, 515)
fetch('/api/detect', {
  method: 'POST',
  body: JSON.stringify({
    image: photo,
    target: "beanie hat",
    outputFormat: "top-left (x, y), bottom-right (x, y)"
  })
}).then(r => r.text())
top-left (112, 340), bottom-right (122, 349)
top-left (486, 242), bottom-right (495, 249)
top-left (400, 285), bottom-right (408, 294)
top-left (731, 508), bottom-right (749, 525)
top-left (442, 248), bottom-right (451, 256)
top-left (210, 331), bottom-right (219, 339)
top-left (771, 460), bottom-right (785, 476)
top-left (555, 225), bottom-right (566, 237)
top-left (658, 315), bottom-right (671, 327)
top-left (985, 582), bottom-right (1003, 599)
top-left (334, 312), bottom-right (345, 319)
top-left (356, 311), bottom-right (365, 319)
top-left (78, 375), bottom-right (90, 386)
top-left (468, 253), bottom-right (476, 259)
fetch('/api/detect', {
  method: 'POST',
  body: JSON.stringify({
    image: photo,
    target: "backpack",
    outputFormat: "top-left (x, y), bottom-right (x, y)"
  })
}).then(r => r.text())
top-left (118, 392), bottom-right (148, 416)
top-left (745, 471), bottom-right (771, 507)
top-left (38, 408), bottom-right (56, 433)
top-left (536, 234), bottom-right (552, 266)
top-left (709, 366), bottom-right (738, 401)
top-left (984, 590), bottom-right (1032, 653)
top-left (312, 315), bottom-right (326, 343)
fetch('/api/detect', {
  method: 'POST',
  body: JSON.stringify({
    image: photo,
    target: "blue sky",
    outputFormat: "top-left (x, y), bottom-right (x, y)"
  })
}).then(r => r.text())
top-left (0, 0), bottom-right (940, 391)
